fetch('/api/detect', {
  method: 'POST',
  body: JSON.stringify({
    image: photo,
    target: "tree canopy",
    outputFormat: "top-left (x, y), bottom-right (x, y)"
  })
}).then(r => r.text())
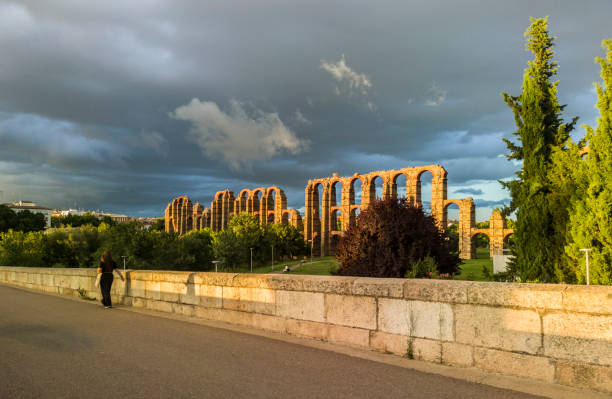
top-left (501, 17), bottom-right (577, 282)
top-left (336, 198), bottom-right (461, 278)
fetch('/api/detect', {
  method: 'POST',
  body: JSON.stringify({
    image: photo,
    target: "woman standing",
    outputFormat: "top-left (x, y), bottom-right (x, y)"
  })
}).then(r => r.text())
top-left (97, 250), bottom-right (125, 308)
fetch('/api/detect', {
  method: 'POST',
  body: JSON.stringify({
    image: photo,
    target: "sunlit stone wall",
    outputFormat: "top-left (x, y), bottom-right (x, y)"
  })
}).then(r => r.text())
top-left (1, 266), bottom-right (609, 394)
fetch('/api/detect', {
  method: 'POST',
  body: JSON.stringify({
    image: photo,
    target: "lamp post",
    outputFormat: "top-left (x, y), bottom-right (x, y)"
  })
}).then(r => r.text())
top-left (212, 260), bottom-right (221, 273)
top-left (121, 255), bottom-right (127, 270)
top-left (250, 248), bottom-right (253, 273)
top-left (271, 245), bottom-right (274, 271)
top-left (580, 248), bottom-right (591, 285)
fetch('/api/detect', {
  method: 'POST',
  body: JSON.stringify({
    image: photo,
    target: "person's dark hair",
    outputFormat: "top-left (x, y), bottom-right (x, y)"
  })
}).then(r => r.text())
top-left (100, 250), bottom-right (114, 267)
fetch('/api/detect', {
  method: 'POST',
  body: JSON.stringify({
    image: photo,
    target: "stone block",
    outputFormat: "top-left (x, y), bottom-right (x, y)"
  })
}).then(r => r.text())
top-left (276, 290), bottom-right (325, 322)
top-left (110, 279), bottom-right (127, 295)
top-left (543, 313), bottom-right (612, 366)
top-left (128, 279), bottom-right (146, 298)
top-left (216, 308), bottom-right (255, 327)
top-left (260, 274), bottom-right (306, 291)
top-left (474, 348), bottom-right (555, 383)
top-left (404, 279), bottom-right (469, 304)
top-left (252, 313), bottom-right (286, 333)
top-left (132, 297), bottom-right (146, 308)
top-left (410, 338), bottom-right (442, 363)
top-left (230, 274), bottom-right (260, 288)
top-left (352, 278), bottom-right (404, 298)
top-left (129, 271), bottom-right (152, 281)
top-left (468, 282), bottom-right (564, 310)
top-left (194, 306), bottom-right (223, 322)
top-left (411, 300), bottom-right (453, 341)
top-left (555, 360), bottom-right (612, 393)
top-left (328, 325), bottom-right (369, 348)
top-left (146, 299), bottom-right (174, 313)
top-left (222, 287), bottom-right (275, 315)
top-left (151, 272), bottom-right (190, 284)
top-left (442, 342), bottom-right (473, 367)
top-left (200, 273), bottom-right (238, 287)
top-left (369, 331), bottom-right (409, 356)
top-left (378, 298), bottom-right (411, 335)
top-left (172, 303), bottom-right (195, 317)
top-left (455, 304), bottom-right (541, 354)
top-left (159, 281), bottom-right (186, 302)
top-left (302, 276), bottom-right (356, 295)
top-left (563, 285), bottom-right (612, 314)
top-left (55, 275), bottom-right (70, 288)
top-left (325, 294), bottom-right (376, 329)
top-left (145, 280), bottom-right (161, 300)
top-left (285, 319), bottom-right (328, 340)
top-left (195, 285), bottom-right (222, 308)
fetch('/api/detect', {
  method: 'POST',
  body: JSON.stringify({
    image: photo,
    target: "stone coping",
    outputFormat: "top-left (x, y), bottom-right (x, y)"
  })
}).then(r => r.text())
top-left (1, 266), bottom-right (609, 314)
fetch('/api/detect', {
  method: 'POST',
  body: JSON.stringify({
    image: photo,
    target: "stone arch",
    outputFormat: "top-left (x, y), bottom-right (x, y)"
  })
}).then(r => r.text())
top-left (443, 201), bottom-right (461, 254)
top-left (304, 180), bottom-right (327, 256)
top-left (165, 195), bottom-right (194, 234)
top-left (410, 165), bottom-right (447, 227)
top-left (391, 171), bottom-right (409, 199)
top-left (368, 174), bottom-right (385, 203)
top-left (251, 188), bottom-right (265, 222)
top-left (267, 186), bottom-right (287, 224)
top-left (237, 189), bottom-right (251, 213)
top-left (349, 176), bottom-right (363, 206)
top-left (267, 211), bottom-right (275, 224)
top-left (471, 230), bottom-right (491, 259)
top-left (330, 180), bottom-right (343, 235)
top-left (443, 198), bottom-right (475, 259)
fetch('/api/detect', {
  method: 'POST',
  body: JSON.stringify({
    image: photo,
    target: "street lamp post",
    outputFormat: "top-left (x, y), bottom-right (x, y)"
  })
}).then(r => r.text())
top-left (580, 248), bottom-right (591, 285)
top-left (250, 248), bottom-right (253, 273)
top-left (212, 260), bottom-right (221, 273)
top-left (121, 255), bottom-right (127, 270)
top-left (271, 245), bottom-right (274, 271)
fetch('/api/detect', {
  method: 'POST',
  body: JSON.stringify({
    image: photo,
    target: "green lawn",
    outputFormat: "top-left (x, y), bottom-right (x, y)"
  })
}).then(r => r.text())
top-left (232, 250), bottom-right (494, 282)
top-left (288, 257), bottom-right (339, 275)
top-left (232, 256), bottom-right (328, 274)
top-left (456, 248), bottom-right (493, 281)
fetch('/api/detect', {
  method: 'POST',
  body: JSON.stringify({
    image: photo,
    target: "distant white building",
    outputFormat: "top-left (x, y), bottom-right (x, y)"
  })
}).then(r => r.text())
top-left (3, 201), bottom-right (53, 228)
top-left (55, 208), bottom-right (88, 217)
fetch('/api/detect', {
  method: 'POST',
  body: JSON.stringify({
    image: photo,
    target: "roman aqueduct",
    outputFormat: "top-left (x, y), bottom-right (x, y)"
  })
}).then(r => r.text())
top-left (165, 164), bottom-right (513, 259)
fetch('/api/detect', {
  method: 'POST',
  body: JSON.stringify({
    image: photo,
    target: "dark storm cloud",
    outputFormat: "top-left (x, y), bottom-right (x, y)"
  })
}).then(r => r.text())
top-left (455, 188), bottom-right (484, 196)
top-left (0, 0), bottom-right (610, 217)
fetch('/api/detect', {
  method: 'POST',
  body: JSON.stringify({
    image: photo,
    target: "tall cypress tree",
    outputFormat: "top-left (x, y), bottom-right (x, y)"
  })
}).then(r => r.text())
top-left (501, 17), bottom-right (576, 282)
top-left (565, 40), bottom-right (612, 285)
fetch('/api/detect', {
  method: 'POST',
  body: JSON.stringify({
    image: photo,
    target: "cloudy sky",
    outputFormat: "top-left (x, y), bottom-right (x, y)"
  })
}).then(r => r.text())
top-left (0, 1), bottom-right (610, 220)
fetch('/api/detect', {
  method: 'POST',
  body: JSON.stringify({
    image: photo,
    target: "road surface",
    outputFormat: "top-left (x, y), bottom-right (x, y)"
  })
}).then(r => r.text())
top-left (0, 284), bottom-right (543, 399)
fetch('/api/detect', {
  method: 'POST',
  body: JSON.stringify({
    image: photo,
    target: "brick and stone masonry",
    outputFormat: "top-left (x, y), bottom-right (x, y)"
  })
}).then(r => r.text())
top-left (165, 164), bottom-right (513, 259)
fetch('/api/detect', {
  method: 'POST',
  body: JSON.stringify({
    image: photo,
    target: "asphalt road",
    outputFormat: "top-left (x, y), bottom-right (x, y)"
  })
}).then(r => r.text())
top-left (0, 284), bottom-right (544, 399)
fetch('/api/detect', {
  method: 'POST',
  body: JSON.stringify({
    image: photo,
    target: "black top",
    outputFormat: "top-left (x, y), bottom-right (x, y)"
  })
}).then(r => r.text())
top-left (99, 261), bottom-right (117, 273)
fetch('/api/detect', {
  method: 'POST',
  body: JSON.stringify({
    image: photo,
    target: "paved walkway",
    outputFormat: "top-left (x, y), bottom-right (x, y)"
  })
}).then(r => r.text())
top-left (0, 284), bottom-right (593, 398)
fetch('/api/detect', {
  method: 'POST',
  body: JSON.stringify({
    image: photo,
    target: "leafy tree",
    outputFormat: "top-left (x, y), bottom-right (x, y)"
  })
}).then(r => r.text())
top-left (0, 230), bottom-right (46, 267)
top-left (267, 222), bottom-right (305, 260)
top-left (0, 206), bottom-right (18, 232)
top-left (150, 218), bottom-right (165, 231)
top-left (0, 206), bottom-right (46, 233)
top-left (501, 17), bottom-right (577, 282)
top-left (336, 198), bottom-right (461, 278)
top-left (564, 40), bottom-right (612, 284)
top-left (212, 229), bottom-right (242, 270)
top-left (51, 213), bottom-right (115, 228)
top-left (177, 229), bottom-right (214, 270)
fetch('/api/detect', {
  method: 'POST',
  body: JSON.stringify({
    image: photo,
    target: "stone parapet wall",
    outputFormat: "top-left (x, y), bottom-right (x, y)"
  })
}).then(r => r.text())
top-left (1, 267), bottom-right (610, 394)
